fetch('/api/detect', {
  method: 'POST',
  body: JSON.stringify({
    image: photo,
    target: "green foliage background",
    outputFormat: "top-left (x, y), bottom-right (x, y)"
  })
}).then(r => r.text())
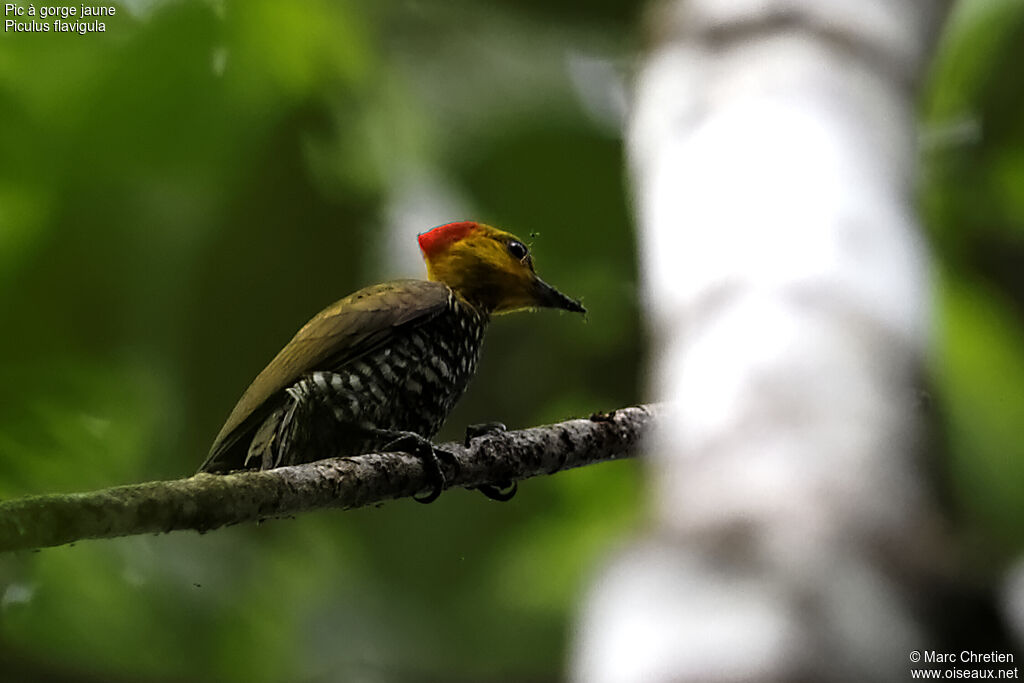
top-left (0, 0), bottom-right (1021, 680)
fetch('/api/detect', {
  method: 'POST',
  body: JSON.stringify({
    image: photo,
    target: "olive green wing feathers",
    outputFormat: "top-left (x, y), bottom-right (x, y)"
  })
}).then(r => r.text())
top-left (200, 279), bottom-right (451, 472)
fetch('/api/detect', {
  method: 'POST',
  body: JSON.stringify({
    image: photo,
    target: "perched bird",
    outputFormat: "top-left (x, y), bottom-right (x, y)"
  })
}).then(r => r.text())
top-left (199, 221), bottom-right (585, 502)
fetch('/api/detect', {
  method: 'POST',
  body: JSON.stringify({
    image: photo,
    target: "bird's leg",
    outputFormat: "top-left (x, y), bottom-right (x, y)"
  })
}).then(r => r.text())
top-left (463, 422), bottom-right (518, 502)
top-left (364, 429), bottom-right (455, 504)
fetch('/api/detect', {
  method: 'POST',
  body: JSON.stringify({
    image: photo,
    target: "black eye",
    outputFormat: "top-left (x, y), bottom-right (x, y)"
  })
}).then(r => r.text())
top-left (507, 240), bottom-right (528, 261)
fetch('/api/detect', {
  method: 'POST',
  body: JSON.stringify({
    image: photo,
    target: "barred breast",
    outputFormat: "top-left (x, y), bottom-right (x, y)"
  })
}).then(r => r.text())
top-left (249, 293), bottom-right (489, 468)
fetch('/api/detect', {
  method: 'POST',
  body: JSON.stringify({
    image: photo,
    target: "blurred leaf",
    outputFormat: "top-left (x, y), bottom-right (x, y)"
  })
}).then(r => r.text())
top-left (922, 0), bottom-right (1024, 266)
top-left (937, 270), bottom-right (1024, 551)
top-left (921, 0), bottom-right (1024, 558)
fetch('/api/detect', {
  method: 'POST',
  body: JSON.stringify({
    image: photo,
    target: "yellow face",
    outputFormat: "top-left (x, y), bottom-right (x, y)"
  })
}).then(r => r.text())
top-left (418, 222), bottom-right (584, 315)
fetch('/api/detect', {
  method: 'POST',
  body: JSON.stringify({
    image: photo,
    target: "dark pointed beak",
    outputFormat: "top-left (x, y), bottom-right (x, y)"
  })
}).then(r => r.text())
top-left (534, 277), bottom-right (586, 314)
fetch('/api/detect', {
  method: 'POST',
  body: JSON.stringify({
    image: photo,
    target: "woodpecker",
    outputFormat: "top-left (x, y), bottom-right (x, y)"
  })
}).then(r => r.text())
top-left (199, 221), bottom-right (585, 502)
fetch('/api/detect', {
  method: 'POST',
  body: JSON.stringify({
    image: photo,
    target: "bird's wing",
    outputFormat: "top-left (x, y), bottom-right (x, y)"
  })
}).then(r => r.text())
top-left (200, 279), bottom-right (451, 472)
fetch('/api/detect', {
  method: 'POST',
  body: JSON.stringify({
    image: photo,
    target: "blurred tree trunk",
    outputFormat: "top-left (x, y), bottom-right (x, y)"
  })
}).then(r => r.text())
top-left (573, 1), bottom-right (951, 681)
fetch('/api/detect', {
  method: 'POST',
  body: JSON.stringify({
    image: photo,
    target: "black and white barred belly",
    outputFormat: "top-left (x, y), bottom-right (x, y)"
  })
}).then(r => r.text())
top-left (248, 295), bottom-right (488, 468)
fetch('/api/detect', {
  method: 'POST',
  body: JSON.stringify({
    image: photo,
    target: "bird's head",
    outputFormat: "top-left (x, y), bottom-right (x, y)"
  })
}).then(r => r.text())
top-left (418, 221), bottom-right (585, 315)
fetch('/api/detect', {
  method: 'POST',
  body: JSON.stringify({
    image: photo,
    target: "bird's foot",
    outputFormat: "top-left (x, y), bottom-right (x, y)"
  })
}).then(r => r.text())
top-left (381, 431), bottom-right (455, 504)
top-left (463, 421), bottom-right (507, 447)
top-left (463, 422), bottom-right (517, 502)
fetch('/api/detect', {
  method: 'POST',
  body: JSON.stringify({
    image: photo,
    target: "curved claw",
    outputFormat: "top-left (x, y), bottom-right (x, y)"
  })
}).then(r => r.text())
top-left (412, 454), bottom-right (445, 503)
top-left (462, 423), bottom-right (518, 502)
top-left (382, 432), bottom-right (448, 504)
top-left (475, 481), bottom-right (518, 502)
top-left (435, 447), bottom-right (461, 478)
top-left (414, 446), bottom-right (460, 503)
top-left (414, 483), bottom-right (443, 504)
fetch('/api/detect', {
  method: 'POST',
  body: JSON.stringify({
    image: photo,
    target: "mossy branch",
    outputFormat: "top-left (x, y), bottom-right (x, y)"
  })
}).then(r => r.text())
top-left (0, 404), bottom-right (660, 553)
